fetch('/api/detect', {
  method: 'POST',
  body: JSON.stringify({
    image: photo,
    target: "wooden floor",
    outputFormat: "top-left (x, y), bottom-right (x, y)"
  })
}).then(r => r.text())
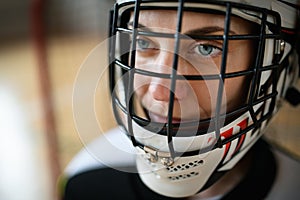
top-left (0, 34), bottom-right (299, 200)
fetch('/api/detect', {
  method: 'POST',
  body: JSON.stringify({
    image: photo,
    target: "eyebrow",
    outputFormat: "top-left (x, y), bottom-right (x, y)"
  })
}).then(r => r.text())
top-left (127, 21), bottom-right (151, 31)
top-left (185, 26), bottom-right (236, 35)
top-left (127, 21), bottom-right (236, 35)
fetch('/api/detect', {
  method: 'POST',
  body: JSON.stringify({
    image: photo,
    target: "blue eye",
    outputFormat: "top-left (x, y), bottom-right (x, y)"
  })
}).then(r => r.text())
top-left (137, 39), bottom-right (150, 49)
top-left (194, 43), bottom-right (221, 58)
top-left (197, 45), bottom-right (214, 56)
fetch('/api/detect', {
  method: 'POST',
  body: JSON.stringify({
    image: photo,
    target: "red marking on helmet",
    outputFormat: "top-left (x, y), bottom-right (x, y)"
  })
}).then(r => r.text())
top-left (221, 127), bottom-right (233, 139)
top-left (220, 117), bottom-right (249, 160)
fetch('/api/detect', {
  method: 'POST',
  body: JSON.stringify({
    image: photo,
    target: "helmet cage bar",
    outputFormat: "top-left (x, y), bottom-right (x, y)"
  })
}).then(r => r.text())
top-left (108, 0), bottom-right (282, 158)
top-left (113, 54), bottom-right (281, 81)
top-left (165, 0), bottom-right (184, 159)
top-left (214, 2), bottom-right (231, 148)
top-left (114, 59), bottom-right (257, 80)
top-left (247, 10), bottom-right (268, 125)
top-left (111, 84), bottom-right (277, 137)
top-left (131, 108), bottom-right (272, 158)
top-left (111, 98), bottom-right (273, 159)
top-left (117, 26), bottom-right (270, 40)
top-left (247, 10), bottom-right (279, 125)
top-left (126, 0), bottom-right (143, 147)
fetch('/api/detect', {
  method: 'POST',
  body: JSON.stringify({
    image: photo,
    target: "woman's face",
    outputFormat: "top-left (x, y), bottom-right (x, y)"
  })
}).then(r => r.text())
top-left (129, 10), bottom-right (256, 123)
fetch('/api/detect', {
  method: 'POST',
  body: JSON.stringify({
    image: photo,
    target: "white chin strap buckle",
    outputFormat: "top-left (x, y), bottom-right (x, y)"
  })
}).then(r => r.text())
top-left (143, 146), bottom-right (174, 166)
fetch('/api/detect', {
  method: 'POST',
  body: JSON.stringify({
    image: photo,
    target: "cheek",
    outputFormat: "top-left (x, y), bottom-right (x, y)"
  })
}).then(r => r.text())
top-left (191, 81), bottom-right (219, 113)
top-left (225, 79), bottom-right (242, 99)
top-left (133, 74), bottom-right (150, 99)
top-left (224, 76), bottom-right (250, 110)
top-left (226, 41), bottom-right (254, 72)
top-left (191, 77), bottom-right (248, 116)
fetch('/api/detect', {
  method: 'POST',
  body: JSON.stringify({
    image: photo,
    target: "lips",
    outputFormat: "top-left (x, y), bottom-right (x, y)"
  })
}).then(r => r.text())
top-left (148, 111), bottom-right (181, 124)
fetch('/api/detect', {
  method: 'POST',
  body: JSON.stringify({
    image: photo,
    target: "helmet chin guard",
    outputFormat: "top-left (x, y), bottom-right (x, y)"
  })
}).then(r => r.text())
top-left (108, 0), bottom-right (299, 197)
top-left (134, 111), bottom-right (261, 198)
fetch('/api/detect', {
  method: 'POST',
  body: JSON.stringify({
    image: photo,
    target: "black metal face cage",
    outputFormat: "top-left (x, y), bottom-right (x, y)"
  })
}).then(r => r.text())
top-left (108, 0), bottom-right (283, 158)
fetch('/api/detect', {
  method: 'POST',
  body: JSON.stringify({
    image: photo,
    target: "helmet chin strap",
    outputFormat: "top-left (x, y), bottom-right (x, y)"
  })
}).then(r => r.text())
top-left (143, 145), bottom-right (174, 166)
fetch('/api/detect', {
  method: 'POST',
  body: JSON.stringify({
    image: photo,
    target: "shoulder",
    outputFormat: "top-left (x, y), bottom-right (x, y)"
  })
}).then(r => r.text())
top-left (60, 127), bottom-right (139, 199)
top-left (62, 166), bottom-right (140, 200)
top-left (222, 139), bottom-right (300, 200)
top-left (60, 126), bottom-right (178, 200)
top-left (63, 127), bottom-right (137, 178)
top-left (265, 146), bottom-right (300, 199)
top-left (61, 166), bottom-right (181, 200)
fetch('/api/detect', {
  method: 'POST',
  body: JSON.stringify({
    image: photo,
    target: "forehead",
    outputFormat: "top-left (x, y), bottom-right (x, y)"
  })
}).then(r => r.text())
top-left (130, 10), bottom-right (254, 34)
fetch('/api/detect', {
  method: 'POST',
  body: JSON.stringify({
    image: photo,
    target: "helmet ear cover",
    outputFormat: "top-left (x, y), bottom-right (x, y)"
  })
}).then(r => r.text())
top-left (282, 13), bottom-right (300, 106)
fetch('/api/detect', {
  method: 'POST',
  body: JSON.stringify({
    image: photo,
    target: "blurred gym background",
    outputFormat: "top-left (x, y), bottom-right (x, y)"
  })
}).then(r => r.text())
top-left (0, 0), bottom-right (114, 200)
top-left (0, 0), bottom-right (299, 200)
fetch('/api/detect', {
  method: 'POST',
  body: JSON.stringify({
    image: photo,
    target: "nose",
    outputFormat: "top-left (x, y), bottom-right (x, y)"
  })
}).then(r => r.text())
top-left (148, 51), bottom-right (188, 102)
top-left (149, 80), bottom-right (171, 101)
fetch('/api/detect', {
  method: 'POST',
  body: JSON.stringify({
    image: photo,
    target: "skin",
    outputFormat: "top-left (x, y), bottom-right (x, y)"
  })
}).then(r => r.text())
top-left (129, 10), bottom-right (257, 123)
